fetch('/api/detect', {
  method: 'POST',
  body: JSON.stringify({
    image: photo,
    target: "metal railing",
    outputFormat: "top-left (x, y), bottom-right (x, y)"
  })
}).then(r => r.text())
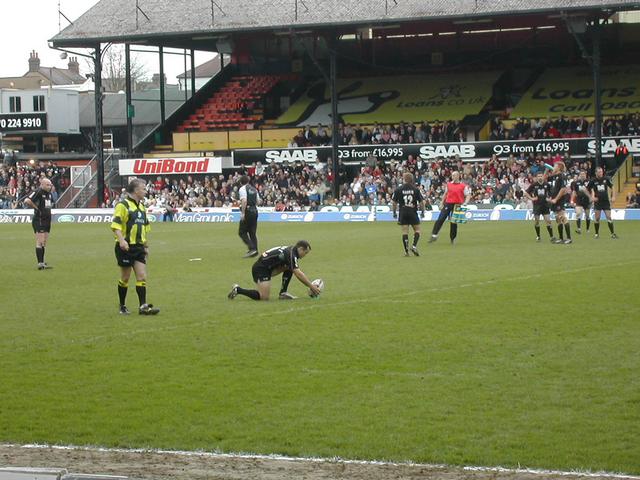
top-left (612, 153), bottom-right (634, 193)
top-left (65, 152), bottom-right (120, 208)
top-left (56, 156), bottom-right (97, 208)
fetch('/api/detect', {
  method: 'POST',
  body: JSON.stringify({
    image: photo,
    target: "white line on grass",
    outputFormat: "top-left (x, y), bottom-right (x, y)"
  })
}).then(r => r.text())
top-left (4, 443), bottom-right (640, 479)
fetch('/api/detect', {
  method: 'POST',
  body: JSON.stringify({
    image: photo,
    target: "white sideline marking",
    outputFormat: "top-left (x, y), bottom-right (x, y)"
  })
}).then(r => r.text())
top-left (3, 443), bottom-right (640, 479)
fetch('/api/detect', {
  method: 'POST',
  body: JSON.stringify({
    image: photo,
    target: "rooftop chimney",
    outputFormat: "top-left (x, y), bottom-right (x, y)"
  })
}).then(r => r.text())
top-left (68, 56), bottom-right (80, 75)
top-left (28, 50), bottom-right (40, 73)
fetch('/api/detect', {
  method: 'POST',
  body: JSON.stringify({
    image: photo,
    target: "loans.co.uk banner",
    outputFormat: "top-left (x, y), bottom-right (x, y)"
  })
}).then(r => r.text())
top-left (511, 66), bottom-right (640, 118)
top-left (275, 72), bottom-right (501, 126)
top-left (232, 136), bottom-right (640, 164)
top-left (118, 157), bottom-right (222, 176)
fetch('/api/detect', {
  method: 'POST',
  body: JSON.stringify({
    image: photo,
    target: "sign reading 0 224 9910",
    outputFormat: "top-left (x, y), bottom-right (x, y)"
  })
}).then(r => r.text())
top-left (0, 113), bottom-right (47, 133)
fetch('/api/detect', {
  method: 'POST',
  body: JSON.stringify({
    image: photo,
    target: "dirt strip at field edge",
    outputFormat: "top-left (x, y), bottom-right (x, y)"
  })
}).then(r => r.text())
top-left (2, 444), bottom-right (639, 480)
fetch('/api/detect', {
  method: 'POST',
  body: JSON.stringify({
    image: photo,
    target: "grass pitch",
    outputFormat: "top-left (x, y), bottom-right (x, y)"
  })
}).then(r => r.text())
top-left (1, 221), bottom-right (639, 474)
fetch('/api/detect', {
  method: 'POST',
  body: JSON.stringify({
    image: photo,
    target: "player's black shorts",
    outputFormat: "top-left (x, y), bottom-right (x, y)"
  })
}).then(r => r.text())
top-left (575, 199), bottom-right (591, 210)
top-left (594, 201), bottom-right (611, 211)
top-left (552, 203), bottom-right (566, 213)
top-left (32, 218), bottom-right (51, 233)
top-left (114, 243), bottom-right (146, 267)
top-left (252, 263), bottom-right (272, 283)
top-left (532, 203), bottom-right (550, 216)
top-left (398, 208), bottom-right (420, 225)
top-left (239, 209), bottom-right (258, 235)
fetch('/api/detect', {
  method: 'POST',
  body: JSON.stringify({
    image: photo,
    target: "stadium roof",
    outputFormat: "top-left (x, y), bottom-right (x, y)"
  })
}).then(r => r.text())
top-left (51, 0), bottom-right (640, 48)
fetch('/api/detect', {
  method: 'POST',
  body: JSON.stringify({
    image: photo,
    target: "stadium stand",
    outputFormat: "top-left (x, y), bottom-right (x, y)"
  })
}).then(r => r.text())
top-left (176, 74), bottom-right (296, 133)
top-left (491, 113), bottom-right (640, 140)
top-left (509, 66), bottom-right (640, 119)
top-left (275, 72), bottom-right (501, 126)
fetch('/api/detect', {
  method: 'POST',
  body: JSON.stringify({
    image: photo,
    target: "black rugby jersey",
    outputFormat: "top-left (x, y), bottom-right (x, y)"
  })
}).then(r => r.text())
top-left (28, 188), bottom-right (53, 223)
top-left (526, 181), bottom-right (551, 203)
top-left (256, 245), bottom-right (299, 272)
top-left (392, 183), bottom-right (423, 212)
top-left (588, 177), bottom-right (613, 204)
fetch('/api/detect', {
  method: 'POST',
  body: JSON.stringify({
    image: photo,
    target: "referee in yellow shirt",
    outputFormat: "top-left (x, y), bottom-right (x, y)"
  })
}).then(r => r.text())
top-left (111, 179), bottom-right (160, 315)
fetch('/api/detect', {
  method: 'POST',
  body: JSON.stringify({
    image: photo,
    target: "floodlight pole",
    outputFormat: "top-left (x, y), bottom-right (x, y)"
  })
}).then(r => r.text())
top-left (95, 44), bottom-right (105, 207)
top-left (125, 43), bottom-right (133, 156)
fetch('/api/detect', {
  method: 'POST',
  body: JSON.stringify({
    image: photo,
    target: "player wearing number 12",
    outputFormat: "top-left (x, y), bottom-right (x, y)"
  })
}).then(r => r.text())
top-left (392, 172), bottom-right (425, 256)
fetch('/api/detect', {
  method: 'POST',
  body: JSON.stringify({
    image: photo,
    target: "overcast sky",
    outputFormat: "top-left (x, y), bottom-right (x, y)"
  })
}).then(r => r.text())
top-left (1, 0), bottom-right (213, 83)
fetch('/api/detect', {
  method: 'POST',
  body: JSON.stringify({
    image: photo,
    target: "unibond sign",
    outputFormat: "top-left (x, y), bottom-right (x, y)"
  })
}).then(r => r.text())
top-left (119, 157), bottom-right (222, 175)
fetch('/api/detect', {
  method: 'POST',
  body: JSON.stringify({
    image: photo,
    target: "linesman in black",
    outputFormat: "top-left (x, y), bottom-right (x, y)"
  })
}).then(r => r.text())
top-left (228, 240), bottom-right (321, 301)
top-left (570, 170), bottom-right (592, 234)
top-left (24, 177), bottom-right (54, 270)
top-left (391, 172), bottom-right (425, 256)
top-left (238, 175), bottom-right (260, 258)
top-left (524, 172), bottom-right (555, 242)
top-left (548, 161), bottom-right (572, 244)
top-left (588, 166), bottom-right (618, 239)
top-left (111, 179), bottom-right (160, 315)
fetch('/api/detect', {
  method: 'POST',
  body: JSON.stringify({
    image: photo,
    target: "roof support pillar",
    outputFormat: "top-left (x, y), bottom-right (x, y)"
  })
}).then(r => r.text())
top-left (591, 20), bottom-right (602, 171)
top-left (190, 49), bottom-right (196, 96)
top-left (329, 35), bottom-right (340, 199)
top-left (159, 46), bottom-right (166, 126)
top-left (125, 43), bottom-right (133, 156)
top-left (94, 43), bottom-right (105, 206)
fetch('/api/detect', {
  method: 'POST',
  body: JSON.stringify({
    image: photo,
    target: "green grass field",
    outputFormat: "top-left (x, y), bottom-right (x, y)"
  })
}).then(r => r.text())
top-left (1, 221), bottom-right (639, 474)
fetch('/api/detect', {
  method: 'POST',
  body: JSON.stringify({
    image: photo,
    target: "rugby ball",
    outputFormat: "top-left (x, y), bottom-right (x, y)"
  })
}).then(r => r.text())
top-left (309, 278), bottom-right (325, 298)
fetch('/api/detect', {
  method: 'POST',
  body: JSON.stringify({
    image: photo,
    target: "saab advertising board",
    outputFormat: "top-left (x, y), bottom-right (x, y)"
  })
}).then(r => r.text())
top-left (233, 136), bottom-right (640, 164)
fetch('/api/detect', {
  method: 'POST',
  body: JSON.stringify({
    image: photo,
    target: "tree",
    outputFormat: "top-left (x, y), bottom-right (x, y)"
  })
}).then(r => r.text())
top-left (84, 45), bottom-right (148, 93)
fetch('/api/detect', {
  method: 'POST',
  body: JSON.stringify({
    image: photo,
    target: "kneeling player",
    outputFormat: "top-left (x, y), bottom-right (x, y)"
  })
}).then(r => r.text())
top-left (525, 172), bottom-right (555, 242)
top-left (588, 166), bottom-right (618, 239)
top-left (392, 172), bottom-right (425, 256)
top-left (228, 240), bottom-right (321, 301)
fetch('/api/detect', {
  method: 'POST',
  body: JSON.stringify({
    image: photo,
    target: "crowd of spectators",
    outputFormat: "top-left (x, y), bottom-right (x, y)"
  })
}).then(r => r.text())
top-left (490, 113), bottom-right (640, 141)
top-left (288, 120), bottom-right (465, 148)
top-left (101, 149), bottom-right (599, 216)
top-left (4, 115), bottom-right (637, 213)
top-left (332, 151), bottom-right (594, 209)
top-left (0, 161), bottom-right (69, 209)
top-left (133, 160), bottom-right (335, 214)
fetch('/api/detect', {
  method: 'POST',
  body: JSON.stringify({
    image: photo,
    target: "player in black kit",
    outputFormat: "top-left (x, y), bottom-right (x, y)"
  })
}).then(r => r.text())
top-left (548, 161), bottom-right (572, 244)
top-left (391, 172), bottom-right (425, 256)
top-left (570, 170), bottom-right (592, 234)
top-left (24, 177), bottom-right (55, 269)
top-left (228, 240), bottom-right (321, 301)
top-left (238, 175), bottom-right (260, 257)
top-left (588, 166), bottom-right (618, 239)
top-left (524, 172), bottom-right (556, 242)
